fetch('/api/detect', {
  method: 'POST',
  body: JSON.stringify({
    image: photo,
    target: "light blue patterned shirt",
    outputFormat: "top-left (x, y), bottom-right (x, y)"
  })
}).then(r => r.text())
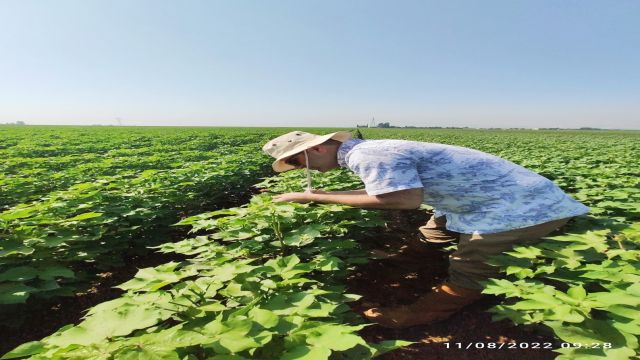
top-left (337, 139), bottom-right (589, 234)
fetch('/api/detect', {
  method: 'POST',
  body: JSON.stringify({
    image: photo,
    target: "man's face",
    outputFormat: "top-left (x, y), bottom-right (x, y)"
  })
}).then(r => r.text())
top-left (284, 152), bottom-right (306, 169)
top-left (284, 147), bottom-right (336, 172)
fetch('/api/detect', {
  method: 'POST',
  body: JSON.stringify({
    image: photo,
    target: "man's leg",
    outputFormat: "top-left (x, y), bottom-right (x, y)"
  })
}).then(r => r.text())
top-left (364, 217), bottom-right (570, 328)
top-left (418, 214), bottom-right (459, 244)
top-left (448, 217), bottom-right (570, 289)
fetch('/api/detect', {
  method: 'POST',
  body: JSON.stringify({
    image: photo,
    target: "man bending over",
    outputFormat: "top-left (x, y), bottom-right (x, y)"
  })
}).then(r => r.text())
top-left (262, 130), bottom-right (588, 328)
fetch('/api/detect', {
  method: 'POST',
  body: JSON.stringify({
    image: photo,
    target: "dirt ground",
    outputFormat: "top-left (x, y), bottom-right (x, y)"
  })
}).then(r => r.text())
top-left (349, 210), bottom-right (558, 360)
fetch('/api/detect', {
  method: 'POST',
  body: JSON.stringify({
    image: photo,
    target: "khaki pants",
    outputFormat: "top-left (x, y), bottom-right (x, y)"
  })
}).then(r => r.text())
top-left (420, 215), bottom-right (570, 290)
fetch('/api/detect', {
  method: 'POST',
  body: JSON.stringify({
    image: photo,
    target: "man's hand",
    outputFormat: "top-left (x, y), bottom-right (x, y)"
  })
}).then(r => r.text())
top-left (273, 192), bottom-right (313, 203)
top-left (272, 189), bottom-right (330, 203)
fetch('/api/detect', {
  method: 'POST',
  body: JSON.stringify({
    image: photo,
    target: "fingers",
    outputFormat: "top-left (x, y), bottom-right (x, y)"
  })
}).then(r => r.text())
top-left (272, 194), bottom-right (288, 202)
top-left (272, 192), bottom-right (305, 203)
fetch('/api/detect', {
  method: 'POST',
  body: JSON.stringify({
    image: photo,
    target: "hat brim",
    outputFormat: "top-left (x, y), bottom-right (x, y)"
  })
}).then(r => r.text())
top-left (272, 131), bottom-right (352, 172)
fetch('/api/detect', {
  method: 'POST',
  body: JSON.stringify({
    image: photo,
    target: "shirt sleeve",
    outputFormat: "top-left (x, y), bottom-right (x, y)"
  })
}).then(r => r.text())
top-left (346, 148), bottom-right (424, 195)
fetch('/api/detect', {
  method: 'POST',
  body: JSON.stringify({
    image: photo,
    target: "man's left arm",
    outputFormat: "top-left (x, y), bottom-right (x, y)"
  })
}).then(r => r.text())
top-left (273, 188), bottom-right (423, 210)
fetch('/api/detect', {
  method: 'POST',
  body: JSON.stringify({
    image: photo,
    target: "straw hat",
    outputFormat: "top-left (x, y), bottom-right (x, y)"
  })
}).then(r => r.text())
top-left (262, 131), bottom-right (352, 172)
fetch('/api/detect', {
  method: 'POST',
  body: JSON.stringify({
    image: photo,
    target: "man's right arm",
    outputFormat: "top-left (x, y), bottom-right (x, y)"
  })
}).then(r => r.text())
top-left (311, 189), bottom-right (368, 195)
top-left (276, 188), bottom-right (423, 209)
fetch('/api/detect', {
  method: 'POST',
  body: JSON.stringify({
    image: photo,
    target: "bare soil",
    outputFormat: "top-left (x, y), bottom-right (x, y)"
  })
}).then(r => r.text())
top-left (349, 210), bottom-right (558, 360)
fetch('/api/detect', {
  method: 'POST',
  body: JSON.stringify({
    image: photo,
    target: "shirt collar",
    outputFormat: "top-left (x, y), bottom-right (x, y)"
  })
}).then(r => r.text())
top-left (337, 139), bottom-right (364, 167)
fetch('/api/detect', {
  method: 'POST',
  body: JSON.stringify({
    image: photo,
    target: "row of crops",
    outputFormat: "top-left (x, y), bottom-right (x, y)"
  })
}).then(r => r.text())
top-left (2, 126), bottom-right (639, 359)
top-left (1, 127), bottom-right (289, 309)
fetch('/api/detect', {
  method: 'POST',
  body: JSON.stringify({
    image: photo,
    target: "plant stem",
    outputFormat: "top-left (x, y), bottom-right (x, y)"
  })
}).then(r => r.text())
top-left (270, 210), bottom-right (286, 256)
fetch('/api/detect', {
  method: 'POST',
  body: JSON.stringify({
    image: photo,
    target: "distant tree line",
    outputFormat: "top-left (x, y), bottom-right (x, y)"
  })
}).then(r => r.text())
top-left (355, 122), bottom-right (604, 130)
top-left (356, 122), bottom-right (470, 129)
top-left (1, 121), bottom-right (26, 125)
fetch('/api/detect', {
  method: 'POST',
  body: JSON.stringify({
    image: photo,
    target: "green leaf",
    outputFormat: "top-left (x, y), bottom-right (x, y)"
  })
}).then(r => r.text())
top-left (0, 267), bottom-right (38, 282)
top-left (0, 283), bottom-right (37, 304)
top-left (115, 345), bottom-right (180, 360)
top-left (588, 291), bottom-right (640, 307)
top-left (65, 212), bottom-right (103, 221)
top-left (510, 300), bottom-right (551, 310)
top-left (209, 355), bottom-right (251, 360)
top-left (370, 340), bottom-right (414, 356)
top-left (0, 244), bottom-right (35, 257)
top-left (567, 285), bottom-right (587, 301)
top-left (506, 246), bottom-right (542, 258)
top-left (547, 319), bottom-right (628, 348)
top-left (611, 319), bottom-right (640, 336)
top-left (0, 207), bottom-right (36, 221)
top-left (46, 300), bottom-right (173, 346)
top-left (216, 336), bottom-right (261, 354)
top-left (273, 315), bottom-right (305, 334)
top-left (220, 282), bottom-right (254, 298)
top-left (1, 341), bottom-right (45, 359)
top-left (547, 305), bottom-right (585, 323)
top-left (480, 278), bottom-right (523, 297)
top-left (307, 333), bottom-right (365, 351)
top-left (283, 225), bottom-right (323, 247)
top-left (38, 266), bottom-right (75, 280)
top-left (199, 302), bottom-right (227, 312)
top-left (303, 324), bottom-right (367, 351)
top-left (509, 291), bottom-right (562, 310)
top-left (626, 283), bottom-right (640, 297)
top-left (314, 256), bottom-right (343, 271)
top-left (554, 347), bottom-right (606, 360)
top-left (248, 308), bottom-right (279, 329)
top-left (209, 319), bottom-right (264, 353)
top-left (281, 345), bottom-right (331, 360)
top-left (603, 346), bottom-right (637, 360)
top-left (607, 305), bottom-right (640, 320)
top-left (117, 262), bottom-right (194, 292)
top-left (123, 326), bottom-right (209, 349)
top-left (210, 262), bottom-right (256, 282)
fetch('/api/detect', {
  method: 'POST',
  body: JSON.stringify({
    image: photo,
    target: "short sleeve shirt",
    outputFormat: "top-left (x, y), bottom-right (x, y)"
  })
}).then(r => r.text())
top-left (337, 139), bottom-right (589, 234)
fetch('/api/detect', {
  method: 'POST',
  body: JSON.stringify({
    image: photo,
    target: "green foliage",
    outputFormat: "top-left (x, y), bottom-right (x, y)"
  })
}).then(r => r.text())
top-left (3, 126), bottom-right (640, 359)
top-left (483, 220), bottom-right (640, 359)
top-left (3, 171), bottom-right (407, 359)
top-left (0, 127), bottom-right (285, 304)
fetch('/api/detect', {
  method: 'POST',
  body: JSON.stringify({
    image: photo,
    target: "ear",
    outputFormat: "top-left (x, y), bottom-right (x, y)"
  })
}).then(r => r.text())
top-left (309, 145), bottom-right (326, 154)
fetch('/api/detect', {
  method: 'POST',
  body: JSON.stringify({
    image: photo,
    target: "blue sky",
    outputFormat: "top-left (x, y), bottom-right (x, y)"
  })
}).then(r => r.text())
top-left (0, 0), bottom-right (638, 129)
